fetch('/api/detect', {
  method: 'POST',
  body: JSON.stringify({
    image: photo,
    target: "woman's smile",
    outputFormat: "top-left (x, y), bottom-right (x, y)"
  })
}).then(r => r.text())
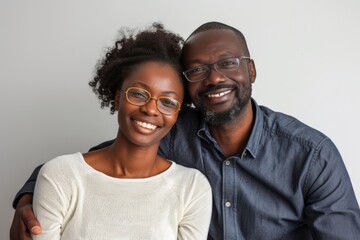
top-left (134, 120), bottom-right (157, 130)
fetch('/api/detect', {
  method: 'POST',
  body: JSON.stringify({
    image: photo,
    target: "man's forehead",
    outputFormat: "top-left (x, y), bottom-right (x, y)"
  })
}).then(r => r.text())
top-left (186, 29), bottom-right (238, 44)
top-left (182, 29), bottom-right (244, 62)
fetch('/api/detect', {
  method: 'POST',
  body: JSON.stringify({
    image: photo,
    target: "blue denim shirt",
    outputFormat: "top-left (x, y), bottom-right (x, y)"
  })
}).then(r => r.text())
top-left (14, 99), bottom-right (360, 239)
top-left (159, 99), bottom-right (360, 240)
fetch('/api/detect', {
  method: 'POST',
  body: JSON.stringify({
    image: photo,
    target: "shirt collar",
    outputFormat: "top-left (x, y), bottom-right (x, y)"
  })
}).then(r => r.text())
top-left (197, 98), bottom-right (264, 159)
top-left (246, 98), bottom-right (263, 158)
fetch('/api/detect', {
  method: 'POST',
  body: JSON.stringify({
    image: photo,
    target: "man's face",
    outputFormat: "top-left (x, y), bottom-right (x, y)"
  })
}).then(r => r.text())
top-left (182, 29), bottom-right (256, 125)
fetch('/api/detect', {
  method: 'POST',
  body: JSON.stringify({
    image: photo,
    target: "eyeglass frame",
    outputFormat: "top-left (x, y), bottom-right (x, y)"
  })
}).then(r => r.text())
top-left (182, 56), bottom-right (251, 83)
top-left (120, 87), bottom-right (182, 115)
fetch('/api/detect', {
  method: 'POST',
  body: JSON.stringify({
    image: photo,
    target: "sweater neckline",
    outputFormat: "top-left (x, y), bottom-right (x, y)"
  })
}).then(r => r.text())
top-left (75, 152), bottom-right (176, 182)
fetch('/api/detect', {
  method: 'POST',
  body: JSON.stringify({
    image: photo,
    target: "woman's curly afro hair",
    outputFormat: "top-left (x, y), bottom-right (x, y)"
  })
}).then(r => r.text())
top-left (89, 23), bottom-right (190, 114)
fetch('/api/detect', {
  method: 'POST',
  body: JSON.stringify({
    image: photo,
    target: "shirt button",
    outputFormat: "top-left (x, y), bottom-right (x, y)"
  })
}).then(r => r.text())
top-left (224, 160), bottom-right (231, 166)
top-left (225, 201), bottom-right (231, 208)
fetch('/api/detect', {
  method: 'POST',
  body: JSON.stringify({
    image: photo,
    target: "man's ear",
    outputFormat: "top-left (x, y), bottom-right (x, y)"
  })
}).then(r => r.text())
top-left (248, 59), bottom-right (257, 83)
top-left (114, 90), bottom-right (120, 111)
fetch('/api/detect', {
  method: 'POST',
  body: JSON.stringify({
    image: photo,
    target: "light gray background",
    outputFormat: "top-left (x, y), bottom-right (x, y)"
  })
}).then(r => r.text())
top-left (1, 0), bottom-right (359, 238)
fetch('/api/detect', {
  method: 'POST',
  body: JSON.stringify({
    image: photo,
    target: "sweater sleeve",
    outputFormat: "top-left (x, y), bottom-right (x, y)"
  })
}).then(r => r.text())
top-left (12, 140), bottom-right (113, 209)
top-left (32, 158), bottom-right (73, 240)
top-left (177, 171), bottom-right (212, 240)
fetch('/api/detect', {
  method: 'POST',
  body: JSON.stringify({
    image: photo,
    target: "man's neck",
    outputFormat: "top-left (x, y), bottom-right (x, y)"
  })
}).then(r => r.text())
top-left (209, 102), bottom-right (254, 157)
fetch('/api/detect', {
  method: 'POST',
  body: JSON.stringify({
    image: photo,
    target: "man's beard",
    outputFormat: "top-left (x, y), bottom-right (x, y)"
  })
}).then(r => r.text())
top-left (196, 83), bottom-right (252, 126)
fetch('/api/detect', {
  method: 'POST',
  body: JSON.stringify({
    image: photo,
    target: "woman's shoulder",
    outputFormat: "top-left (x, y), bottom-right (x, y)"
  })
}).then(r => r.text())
top-left (40, 152), bottom-right (84, 176)
top-left (169, 162), bottom-right (211, 189)
top-left (171, 162), bottom-right (203, 175)
top-left (166, 162), bottom-right (212, 208)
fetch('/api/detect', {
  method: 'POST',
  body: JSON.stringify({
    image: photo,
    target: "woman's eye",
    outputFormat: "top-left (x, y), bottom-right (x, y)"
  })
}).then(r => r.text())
top-left (130, 91), bottom-right (148, 100)
top-left (160, 98), bottom-right (178, 108)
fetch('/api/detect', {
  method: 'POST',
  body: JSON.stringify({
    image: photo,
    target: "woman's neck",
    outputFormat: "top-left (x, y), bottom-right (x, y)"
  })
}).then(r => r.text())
top-left (83, 136), bottom-right (170, 179)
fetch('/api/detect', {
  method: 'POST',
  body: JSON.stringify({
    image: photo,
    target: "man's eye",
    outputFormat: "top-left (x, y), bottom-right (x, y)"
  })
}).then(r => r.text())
top-left (219, 59), bottom-right (239, 68)
top-left (189, 66), bottom-right (207, 74)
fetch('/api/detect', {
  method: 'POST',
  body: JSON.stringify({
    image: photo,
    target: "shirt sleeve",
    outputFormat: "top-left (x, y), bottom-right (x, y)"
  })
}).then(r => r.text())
top-left (88, 139), bottom-right (115, 151)
top-left (32, 160), bottom-right (72, 240)
top-left (304, 138), bottom-right (360, 239)
top-left (12, 164), bottom-right (43, 208)
top-left (177, 172), bottom-right (212, 240)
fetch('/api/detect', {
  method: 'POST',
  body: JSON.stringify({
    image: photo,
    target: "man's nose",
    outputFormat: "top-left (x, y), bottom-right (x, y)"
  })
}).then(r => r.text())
top-left (203, 67), bottom-right (226, 86)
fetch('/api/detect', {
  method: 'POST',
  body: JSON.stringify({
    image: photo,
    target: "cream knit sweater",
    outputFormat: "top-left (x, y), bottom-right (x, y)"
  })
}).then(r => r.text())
top-left (33, 153), bottom-right (212, 240)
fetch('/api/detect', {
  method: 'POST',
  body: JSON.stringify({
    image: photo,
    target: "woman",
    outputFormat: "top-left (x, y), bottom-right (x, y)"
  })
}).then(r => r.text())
top-left (32, 23), bottom-right (212, 240)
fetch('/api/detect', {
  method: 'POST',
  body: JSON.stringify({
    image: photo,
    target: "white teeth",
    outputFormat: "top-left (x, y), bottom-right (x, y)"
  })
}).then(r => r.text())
top-left (207, 90), bottom-right (231, 98)
top-left (135, 120), bottom-right (157, 130)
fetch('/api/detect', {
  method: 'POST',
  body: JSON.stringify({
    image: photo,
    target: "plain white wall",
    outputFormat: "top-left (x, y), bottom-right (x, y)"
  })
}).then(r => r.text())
top-left (1, 0), bottom-right (359, 238)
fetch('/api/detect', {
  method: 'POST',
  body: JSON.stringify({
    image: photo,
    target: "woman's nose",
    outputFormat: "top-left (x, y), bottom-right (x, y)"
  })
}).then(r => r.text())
top-left (140, 98), bottom-right (160, 116)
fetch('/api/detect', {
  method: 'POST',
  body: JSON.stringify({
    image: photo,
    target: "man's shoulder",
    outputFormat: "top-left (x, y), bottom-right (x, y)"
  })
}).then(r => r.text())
top-left (166, 108), bottom-right (203, 143)
top-left (89, 139), bottom-right (115, 151)
top-left (177, 107), bottom-right (202, 126)
top-left (258, 105), bottom-right (328, 145)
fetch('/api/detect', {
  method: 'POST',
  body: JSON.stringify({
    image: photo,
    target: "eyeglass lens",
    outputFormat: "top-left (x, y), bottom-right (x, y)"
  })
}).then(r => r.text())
top-left (125, 87), bottom-right (180, 114)
top-left (184, 56), bottom-right (249, 82)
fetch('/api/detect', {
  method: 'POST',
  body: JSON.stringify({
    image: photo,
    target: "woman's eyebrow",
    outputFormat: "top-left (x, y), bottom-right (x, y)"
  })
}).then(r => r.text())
top-left (132, 82), bottom-right (180, 97)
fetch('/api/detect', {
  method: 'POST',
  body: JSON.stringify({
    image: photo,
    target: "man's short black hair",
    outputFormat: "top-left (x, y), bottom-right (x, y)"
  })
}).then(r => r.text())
top-left (186, 21), bottom-right (250, 56)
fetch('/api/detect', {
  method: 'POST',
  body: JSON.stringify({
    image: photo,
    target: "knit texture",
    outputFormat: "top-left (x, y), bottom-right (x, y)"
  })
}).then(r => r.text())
top-left (33, 153), bottom-right (212, 240)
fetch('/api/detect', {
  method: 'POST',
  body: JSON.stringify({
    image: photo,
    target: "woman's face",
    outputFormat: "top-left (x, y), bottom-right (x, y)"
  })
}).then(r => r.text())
top-left (115, 61), bottom-right (184, 147)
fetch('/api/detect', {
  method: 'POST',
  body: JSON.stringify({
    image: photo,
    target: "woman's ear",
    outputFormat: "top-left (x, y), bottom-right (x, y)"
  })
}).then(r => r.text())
top-left (114, 90), bottom-right (121, 111)
top-left (248, 59), bottom-right (257, 83)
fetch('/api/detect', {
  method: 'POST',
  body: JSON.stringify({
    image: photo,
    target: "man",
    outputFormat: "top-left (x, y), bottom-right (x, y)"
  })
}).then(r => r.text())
top-left (10, 22), bottom-right (360, 239)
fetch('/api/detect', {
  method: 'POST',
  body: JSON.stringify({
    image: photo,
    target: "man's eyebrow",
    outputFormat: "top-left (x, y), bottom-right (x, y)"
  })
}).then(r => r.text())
top-left (187, 52), bottom-right (236, 66)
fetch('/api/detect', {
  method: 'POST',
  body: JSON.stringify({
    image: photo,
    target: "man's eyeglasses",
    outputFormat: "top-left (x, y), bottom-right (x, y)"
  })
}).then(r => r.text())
top-left (120, 87), bottom-right (181, 115)
top-left (183, 56), bottom-right (250, 83)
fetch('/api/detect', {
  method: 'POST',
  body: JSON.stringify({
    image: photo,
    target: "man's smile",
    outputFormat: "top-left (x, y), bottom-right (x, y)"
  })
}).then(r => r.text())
top-left (207, 89), bottom-right (232, 98)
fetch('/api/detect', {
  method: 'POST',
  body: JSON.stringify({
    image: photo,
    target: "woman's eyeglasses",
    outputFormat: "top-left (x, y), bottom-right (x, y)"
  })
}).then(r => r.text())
top-left (121, 87), bottom-right (181, 115)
